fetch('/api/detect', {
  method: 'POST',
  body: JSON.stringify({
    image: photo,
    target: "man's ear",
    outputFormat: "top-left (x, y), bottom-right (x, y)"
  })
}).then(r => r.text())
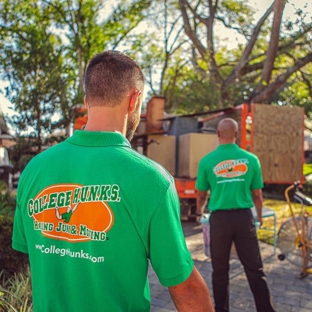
top-left (128, 90), bottom-right (141, 113)
top-left (84, 95), bottom-right (89, 109)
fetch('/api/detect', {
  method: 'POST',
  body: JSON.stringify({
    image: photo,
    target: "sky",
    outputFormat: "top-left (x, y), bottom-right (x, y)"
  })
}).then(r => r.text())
top-left (0, 0), bottom-right (310, 134)
top-left (215, 0), bottom-right (311, 49)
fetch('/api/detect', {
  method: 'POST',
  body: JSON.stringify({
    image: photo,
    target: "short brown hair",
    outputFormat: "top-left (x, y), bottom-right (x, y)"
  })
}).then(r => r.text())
top-left (84, 51), bottom-right (144, 107)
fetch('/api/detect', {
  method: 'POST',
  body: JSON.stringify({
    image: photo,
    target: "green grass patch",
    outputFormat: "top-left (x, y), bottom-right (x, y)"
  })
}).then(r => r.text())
top-left (257, 198), bottom-right (312, 245)
top-left (303, 163), bottom-right (312, 176)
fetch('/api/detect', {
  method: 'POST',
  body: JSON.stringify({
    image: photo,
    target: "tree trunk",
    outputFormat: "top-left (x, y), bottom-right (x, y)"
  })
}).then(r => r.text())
top-left (207, 0), bottom-right (223, 108)
top-left (78, 44), bottom-right (84, 94)
top-left (179, 0), bottom-right (206, 57)
top-left (221, 2), bottom-right (274, 102)
top-left (253, 0), bottom-right (287, 98)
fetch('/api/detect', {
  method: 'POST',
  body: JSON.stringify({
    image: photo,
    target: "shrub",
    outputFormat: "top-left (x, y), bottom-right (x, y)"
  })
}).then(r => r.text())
top-left (0, 215), bottom-right (29, 278)
top-left (0, 181), bottom-right (32, 310)
top-left (0, 182), bottom-right (16, 218)
top-left (0, 184), bottom-right (29, 278)
top-left (0, 268), bottom-right (32, 312)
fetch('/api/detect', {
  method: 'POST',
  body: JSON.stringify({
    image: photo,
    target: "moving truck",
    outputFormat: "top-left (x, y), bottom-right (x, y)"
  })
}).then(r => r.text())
top-left (74, 97), bottom-right (305, 220)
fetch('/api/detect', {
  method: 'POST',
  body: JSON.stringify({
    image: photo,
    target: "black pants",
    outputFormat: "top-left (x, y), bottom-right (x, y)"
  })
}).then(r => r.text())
top-left (210, 209), bottom-right (276, 312)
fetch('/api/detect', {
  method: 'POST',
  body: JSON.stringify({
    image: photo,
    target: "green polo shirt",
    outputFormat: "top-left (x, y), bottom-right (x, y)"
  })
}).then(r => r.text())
top-left (196, 143), bottom-right (263, 211)
top-left (12, 130), bottom-right (193, 312)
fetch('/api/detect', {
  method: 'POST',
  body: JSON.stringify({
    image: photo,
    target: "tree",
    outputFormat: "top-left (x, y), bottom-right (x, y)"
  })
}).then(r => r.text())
top-left (178, 0), bottom-right (312, 108)
top-left (44, 0), bottom-right (153, 103)
top-left (0, 0), bottom-right (73, 151)
top-left (123, 0), bottom-right (205, 113)
top-left (0, 0), bottom-right (153, 148)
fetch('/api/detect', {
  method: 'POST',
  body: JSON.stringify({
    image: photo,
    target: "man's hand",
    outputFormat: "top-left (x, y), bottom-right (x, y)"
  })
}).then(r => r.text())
top-left (196, 190), bottom-right (208, 224)
top-left (252, 188), bottom-right (263, 227)
top-left (256, 216), bottom-right (263, 227)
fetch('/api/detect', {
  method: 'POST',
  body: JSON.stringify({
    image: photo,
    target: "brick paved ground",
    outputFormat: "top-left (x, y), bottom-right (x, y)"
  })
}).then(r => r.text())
top-left (149, 221), bottom-right (312, 312)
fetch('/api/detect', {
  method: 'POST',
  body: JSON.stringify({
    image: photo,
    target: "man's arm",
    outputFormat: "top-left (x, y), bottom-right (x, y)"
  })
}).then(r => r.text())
top-left (168, 266), bottom-right (215, 312)
top-left (252, 189), bottom-right (263, 226)
top-left (72, 202), bottom-right (80, 212)
top-left (55, 206), bottom-right (62, 220)
top-left (196, 190), bottom-right (208, 223)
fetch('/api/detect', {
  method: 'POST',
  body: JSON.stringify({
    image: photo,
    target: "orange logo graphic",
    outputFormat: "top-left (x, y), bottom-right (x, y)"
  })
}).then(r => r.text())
top-left (214, 159), bottom-right (248, 178)
top-left (29, 184), bottom-right (118, 242)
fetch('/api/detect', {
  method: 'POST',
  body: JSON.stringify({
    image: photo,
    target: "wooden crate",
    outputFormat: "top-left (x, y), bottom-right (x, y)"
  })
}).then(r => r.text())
top-left (178, 133), bottom-right (218, 178)
top-left (147, 135), bottom-right (176, 175)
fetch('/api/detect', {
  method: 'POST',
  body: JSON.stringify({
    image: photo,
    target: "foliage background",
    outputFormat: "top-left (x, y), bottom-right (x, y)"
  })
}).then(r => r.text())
top-left (0, 0), bottom-right (311, 143)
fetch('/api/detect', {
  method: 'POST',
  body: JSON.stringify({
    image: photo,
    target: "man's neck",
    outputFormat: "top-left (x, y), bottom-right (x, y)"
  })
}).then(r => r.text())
top-left (219, 139), bottom-right (236, 145)
top-left (83, 105), bottom-right (127, 136)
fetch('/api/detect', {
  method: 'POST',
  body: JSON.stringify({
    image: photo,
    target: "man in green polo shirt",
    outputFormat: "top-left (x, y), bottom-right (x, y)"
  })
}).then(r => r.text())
top-left (12, 51), bottom-right (214, 312)
top-left (196, 118), bottom-right (276, 312)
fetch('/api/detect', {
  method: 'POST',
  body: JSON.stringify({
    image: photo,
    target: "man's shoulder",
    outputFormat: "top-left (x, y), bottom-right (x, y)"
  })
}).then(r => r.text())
top-left (19, 142), bottom-right (67, 177)
top-left (127, 149), bottom-right (174, 182)
top-left (238, 148), bottom-right (259, 161)
top-left (200, 148), bottom-right (219, 162)
top-left (26, 142), bottom-right (66, 163)
top-left (198, 148), bottom-right (217, 167)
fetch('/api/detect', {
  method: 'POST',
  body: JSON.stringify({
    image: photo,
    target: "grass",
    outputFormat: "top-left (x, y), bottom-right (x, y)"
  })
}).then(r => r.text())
top-left (303, 163), bottom-right (312, 176)
top-left (257, 198), bottom-right (312, 245)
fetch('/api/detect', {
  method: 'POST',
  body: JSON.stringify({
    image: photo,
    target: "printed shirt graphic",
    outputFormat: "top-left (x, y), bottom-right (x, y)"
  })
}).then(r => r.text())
top-left (29, 183), bottom-right (117, 242)
top-left (213, 159), bottom-right (249, 179)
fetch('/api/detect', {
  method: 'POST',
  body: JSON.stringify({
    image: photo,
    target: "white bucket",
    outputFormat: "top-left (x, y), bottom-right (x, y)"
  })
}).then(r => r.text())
top-left (200, 214), bottom-right (211, 257)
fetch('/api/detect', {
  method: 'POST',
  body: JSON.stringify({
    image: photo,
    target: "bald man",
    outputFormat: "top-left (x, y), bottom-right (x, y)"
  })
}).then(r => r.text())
top-left (196, 118), bottom-right (276, 312)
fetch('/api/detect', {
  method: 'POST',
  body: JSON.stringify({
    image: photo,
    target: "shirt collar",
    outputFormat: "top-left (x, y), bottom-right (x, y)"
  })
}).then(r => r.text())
top-left (66, 130), bottom-right (131, 147)
top-left (217, 143), bottom-right (239, 149)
